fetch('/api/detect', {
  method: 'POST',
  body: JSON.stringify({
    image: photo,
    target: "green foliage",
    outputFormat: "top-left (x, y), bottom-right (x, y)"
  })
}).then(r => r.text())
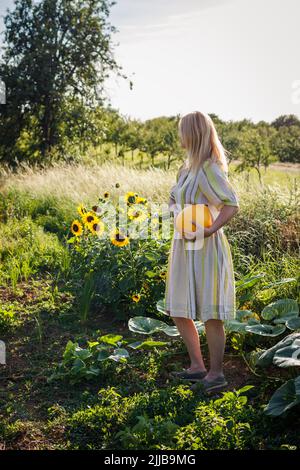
top-left (66, 385), bottom-right (258, 450)
top-left (0, 188), bottom-right (73, 238)
top-left (249, 332), bottom-right (300, 416)
top-left (264, 377), bottom-right (300, 417)
top-left (0, 217), bottom-right (68, 286)
top-left (270, 126), bottom-right (300, 163)
top-left (0, 303), bottom-right (20, 334)
top-left (226, 295), bottom-right (299, 337)
top-left (49, 332), bottom-right (169, 384)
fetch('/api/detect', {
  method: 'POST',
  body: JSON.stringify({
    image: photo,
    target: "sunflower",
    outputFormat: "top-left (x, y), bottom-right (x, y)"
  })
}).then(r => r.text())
top-left (88, 219), bottom-right (105, 236)
top-left (92, 205), bottom-right (105, 216)
top-left (132, 294), bottom-right (141, 303)
top-left (82, 211), bottom-right (97, 225)
top-left (136, 196), bottom-right (147, 205)
top-left (124, 191), bottom-right (138, 205)
top-left (159, 271), bottom-right (167, 279)
top-left (128, 206), bottom-right (148, 222)
top-left (71, 220), bottom-right (83, 236)
top-left (110, 228), bottom-right (130, 247)
top-left (77, 204), bottom-right (87, 217)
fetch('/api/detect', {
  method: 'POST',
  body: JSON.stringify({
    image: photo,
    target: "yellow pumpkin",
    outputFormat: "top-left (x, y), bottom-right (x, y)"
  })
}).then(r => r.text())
top-left (175, 204), bottom-right (212, 234)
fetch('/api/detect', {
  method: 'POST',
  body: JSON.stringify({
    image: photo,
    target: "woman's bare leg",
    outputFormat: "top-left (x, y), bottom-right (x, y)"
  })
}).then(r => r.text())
top-left (171, 316), bottom-right (207, 372)
top-left (204, 319), bottom-right (226, 380)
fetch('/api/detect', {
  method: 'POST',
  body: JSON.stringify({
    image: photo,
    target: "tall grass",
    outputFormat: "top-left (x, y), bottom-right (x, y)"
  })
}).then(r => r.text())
top-left (0, 160), bottom-right (298, 206)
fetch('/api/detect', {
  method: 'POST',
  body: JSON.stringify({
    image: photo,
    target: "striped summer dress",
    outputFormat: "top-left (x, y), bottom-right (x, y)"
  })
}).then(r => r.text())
top-left (164, 158), bottom-right (240, 322)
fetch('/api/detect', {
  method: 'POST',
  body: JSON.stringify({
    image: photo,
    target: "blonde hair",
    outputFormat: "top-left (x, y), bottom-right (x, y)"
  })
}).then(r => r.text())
top-left (178, 111), bottom-right (229, 175)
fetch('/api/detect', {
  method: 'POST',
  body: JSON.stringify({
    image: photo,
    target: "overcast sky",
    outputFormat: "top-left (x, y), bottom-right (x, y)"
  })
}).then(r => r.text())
top-left (1, 0), bottom-right (300, 122)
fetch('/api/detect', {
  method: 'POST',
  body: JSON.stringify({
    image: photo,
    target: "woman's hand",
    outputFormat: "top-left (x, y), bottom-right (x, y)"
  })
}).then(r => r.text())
top-left (182, 222), bottom-right (214, 240)
top-left (182, 205), bottom-right (239, 241)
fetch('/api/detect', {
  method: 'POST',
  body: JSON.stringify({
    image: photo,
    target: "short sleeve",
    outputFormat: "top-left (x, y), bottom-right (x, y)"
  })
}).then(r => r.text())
top-left (199, 161), bottom-right (239, 211)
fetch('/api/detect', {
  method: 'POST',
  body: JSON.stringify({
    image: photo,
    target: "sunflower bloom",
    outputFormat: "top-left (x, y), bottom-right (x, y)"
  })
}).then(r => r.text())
top-left (92, 205), bottom-right (105, 217)
top-left (128, 206), bottom-right (148, 222)
top-left (132, 294), bottom-right (141, 303)
top-left (124, 192), bottom-right (138, 205)
top-left (82, 211), bottom-right (97, 225)
top-left (71, 220), bottom-right (83, 236)
top-left (136, 196), bottom-right (147, 205)
top-left (88, 220), bottom-right (105, 236)
top-left (77, 204), bottom-right (87, 217)
top-left (110, 228), bottom-right (130, 247)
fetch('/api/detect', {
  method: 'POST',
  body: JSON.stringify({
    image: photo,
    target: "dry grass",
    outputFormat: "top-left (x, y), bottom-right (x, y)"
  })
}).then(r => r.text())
top-left (0, 161), bottom-right (176, 205)
top-left (0, 160), bottom-right (298, 207)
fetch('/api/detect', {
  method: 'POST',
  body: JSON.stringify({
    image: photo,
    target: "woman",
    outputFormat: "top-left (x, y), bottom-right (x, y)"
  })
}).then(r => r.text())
top-left (164, 110), bottom-right (240, 393)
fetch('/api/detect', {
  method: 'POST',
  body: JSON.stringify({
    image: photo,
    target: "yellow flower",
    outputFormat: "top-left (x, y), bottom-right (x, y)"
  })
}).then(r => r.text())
top-left (132, 294), bottom-right (141, 303)
top-left (110, 228), bottom-right (130, 247)
top-left (92, 205), bottom-right (104, 216)
top-left (136, 196), bottom-right (147, 204)
top-left (159, 271), bottom-right (167, 279)
top-left (88, 220), bottom-right (105, 236)
top-left (71, 220), bottom-right (83, 236)
top-left (128, 205), bottom-right (148, 222)
top-left (77, 204), bottom-right (87, 217)
top-left (82, 211), bottom-right (97, 225)
top-left (124, 192), bottom-right (138, 205)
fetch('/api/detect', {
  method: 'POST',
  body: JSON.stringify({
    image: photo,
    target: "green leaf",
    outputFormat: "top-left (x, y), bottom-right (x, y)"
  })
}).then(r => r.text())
top-left (127, 341), bottom-right (143, 349)
top-left (162, 325), bottom-right (180, 337)
top-left (236, 385), bottom-right (255, 395)
top-left (108, 348), bottom-right (129, 362)
top-left (261, 278), bottom-right (297, 290)
top-left (264, 377), bottom-right (300, 417)
top-left (256, 333), bottom-right (300, 367)
top-left (261, 298), bottom-right (299, 322)
top-left (128, 316), bottom-right (167, 334)
top-left (273, 342), bottom-right (300, 368)
top-left (62, 340), bottom-right (77, 362)
top-left (97, 350), bottom-right (110, 361)
top-left (71, 358), bottom-right (86, 374)
top-left (224, 320), bottom-right (247, 333)
top-left (286, 317), bottom-right (300, 331)
top-left (128, 340), bottom-right (168, 349)
top-left (156, 299), bottom-right (168, 315)
top-left (86, 366), bottom-right (100, 377)
top-left (145, 270), bottom-right (156, 278)
top-left (73, 347), bottom-right (92, 361)
top-left (236, 274), bottom-right (265, 291)
top-left (236, 310), bottom-right (255, 322)
top-left (245, 323), bottom-right (286, 337)
top-left (99, 334), bottom-right (123, 345)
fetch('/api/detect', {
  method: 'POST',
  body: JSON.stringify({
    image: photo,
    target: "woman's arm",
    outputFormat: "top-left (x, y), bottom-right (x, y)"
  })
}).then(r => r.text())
top-left (183, 205), bottom-right (239, 240)
top-left (207, 205), bottom-right (239, 235)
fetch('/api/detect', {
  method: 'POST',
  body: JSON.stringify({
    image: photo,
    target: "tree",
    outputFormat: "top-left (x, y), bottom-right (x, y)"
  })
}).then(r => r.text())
top-left (234, 128), bottom-right (276, 183)
top-left (270, 126), bottom-right (300, 163)
top-left (0, 0), bottom-right (130, 162)
top-left (271, 114), bottom-right (300, 130)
